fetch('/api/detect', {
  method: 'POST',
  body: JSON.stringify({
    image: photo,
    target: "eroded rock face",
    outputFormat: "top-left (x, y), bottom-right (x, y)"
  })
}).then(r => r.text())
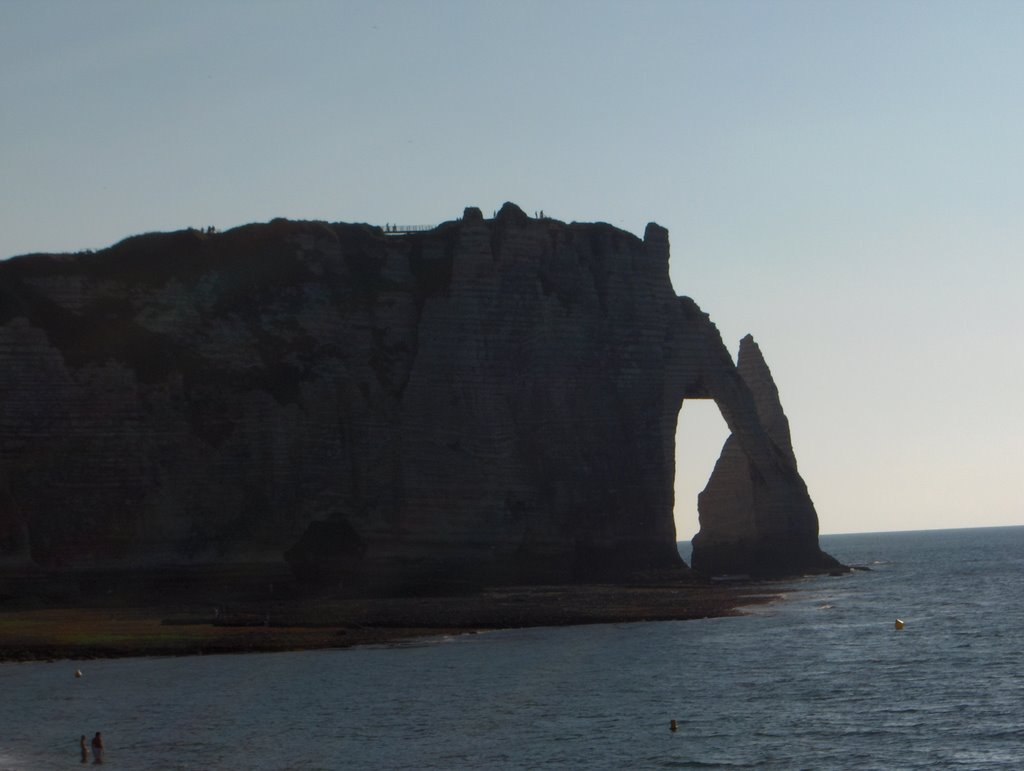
top-left (0, 204), bottom-right (838, 591)
top-left (691, 335), bottom-right (842, 576)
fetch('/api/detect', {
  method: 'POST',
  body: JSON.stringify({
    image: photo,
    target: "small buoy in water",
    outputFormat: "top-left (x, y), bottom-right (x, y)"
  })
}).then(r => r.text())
top-left (894, 619), bottom-right (905, 630)
top-left (670, 719), bottom-right (678, 732)
top-left (74, 669), bottom-right (82, 678)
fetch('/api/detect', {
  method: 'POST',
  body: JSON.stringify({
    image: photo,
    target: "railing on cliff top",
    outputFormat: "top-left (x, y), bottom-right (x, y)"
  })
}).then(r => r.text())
top-left (382, 224), bottom-right (435, 235)
top-left (382, 212), bottom-right (553, 234)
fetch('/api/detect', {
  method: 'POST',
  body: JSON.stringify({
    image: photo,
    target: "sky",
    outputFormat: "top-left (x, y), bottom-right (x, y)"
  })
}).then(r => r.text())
top-left (1, 0), bottom-right (1022, 537)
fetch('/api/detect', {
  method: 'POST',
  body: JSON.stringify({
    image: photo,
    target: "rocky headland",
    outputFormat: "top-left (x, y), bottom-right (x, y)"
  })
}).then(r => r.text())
top-left (0, 203), bottom-right (841, 622)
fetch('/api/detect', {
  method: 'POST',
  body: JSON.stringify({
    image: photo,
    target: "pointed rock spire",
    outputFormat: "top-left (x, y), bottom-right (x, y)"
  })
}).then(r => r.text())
top-left (736, 334), bottom-right (796, 467)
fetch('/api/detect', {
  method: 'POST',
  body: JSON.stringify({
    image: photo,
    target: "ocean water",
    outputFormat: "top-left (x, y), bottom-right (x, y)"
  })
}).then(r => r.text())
top-left (1, 526), bottom-right (1022, 770)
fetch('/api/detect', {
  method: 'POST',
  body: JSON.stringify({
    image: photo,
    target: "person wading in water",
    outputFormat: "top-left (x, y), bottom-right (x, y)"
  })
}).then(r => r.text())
top-left (91, 732), bottom-right (104, 764)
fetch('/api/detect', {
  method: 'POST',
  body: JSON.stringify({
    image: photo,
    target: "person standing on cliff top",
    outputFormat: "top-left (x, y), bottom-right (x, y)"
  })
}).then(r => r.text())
top-left (91, 732), bottom-right (104, 764)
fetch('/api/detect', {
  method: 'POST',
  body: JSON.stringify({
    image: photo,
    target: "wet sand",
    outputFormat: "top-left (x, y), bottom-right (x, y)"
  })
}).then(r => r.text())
top-left (0, 580), bottom-right (778, 662)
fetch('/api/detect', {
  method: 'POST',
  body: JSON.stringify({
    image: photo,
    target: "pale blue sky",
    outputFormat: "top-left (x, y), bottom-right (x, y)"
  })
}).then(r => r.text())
top-left (2, 0), bottom-right (1022, 536)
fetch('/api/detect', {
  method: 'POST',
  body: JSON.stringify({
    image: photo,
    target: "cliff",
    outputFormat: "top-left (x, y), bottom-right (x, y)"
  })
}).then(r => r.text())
top-left (0, 203), bottom-right (839, 592)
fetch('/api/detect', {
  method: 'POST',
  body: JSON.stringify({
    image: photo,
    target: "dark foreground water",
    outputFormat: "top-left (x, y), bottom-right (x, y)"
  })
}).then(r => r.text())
top-left (2, 526), bottom-right (1022, 770)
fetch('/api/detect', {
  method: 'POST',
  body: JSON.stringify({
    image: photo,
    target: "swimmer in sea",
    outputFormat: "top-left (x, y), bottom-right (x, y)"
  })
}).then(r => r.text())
top-left (91, 732), bottom-right (104, 764)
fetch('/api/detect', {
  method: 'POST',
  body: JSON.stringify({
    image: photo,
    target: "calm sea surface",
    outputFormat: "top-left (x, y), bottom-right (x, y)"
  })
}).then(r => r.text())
top-left (2, 526), bottom-right (1022, 770)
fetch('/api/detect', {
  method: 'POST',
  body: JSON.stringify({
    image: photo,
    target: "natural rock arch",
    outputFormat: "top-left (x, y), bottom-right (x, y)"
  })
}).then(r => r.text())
top-left (0, 204), bottom-right (839, 591)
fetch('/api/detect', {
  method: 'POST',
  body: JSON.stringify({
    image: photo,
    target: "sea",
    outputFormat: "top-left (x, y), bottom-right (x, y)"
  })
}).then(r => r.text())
top-left (1, 526), bottom-right (1021, 770)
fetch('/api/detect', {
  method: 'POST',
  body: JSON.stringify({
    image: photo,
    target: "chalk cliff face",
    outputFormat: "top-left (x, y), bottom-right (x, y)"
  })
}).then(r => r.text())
top-left (0, 204), bottom-right (838, 590)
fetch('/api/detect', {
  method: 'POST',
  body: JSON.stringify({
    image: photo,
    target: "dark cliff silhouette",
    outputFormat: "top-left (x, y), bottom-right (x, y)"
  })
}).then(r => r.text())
top-left (0, 203), bottom-right (840, 594)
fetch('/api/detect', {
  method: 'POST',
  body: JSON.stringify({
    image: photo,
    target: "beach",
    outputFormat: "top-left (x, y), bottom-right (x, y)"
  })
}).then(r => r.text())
top-left (0, 578), bottom-right (774, 662)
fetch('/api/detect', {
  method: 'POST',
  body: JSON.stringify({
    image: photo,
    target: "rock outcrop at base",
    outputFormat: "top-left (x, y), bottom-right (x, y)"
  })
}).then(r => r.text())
top-left (0, 204), bottom-right (839, 591)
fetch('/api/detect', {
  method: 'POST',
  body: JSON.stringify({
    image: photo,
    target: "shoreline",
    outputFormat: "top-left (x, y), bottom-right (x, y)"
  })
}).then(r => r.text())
top-left (0, 580), bottom-right (780, 663)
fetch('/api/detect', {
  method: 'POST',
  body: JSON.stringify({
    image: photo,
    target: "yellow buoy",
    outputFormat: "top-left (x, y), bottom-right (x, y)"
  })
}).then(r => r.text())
top-left (894, 619), bottom-right (904, 630)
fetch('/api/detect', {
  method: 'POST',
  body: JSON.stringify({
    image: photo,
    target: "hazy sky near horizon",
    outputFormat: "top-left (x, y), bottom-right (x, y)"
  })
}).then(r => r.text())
top-left (2, 1), bottom-right (1022, 537)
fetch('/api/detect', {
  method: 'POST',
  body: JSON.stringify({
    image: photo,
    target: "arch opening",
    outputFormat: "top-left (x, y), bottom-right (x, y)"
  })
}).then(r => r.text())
top-left (674, 398), bottom-right (731, 547)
